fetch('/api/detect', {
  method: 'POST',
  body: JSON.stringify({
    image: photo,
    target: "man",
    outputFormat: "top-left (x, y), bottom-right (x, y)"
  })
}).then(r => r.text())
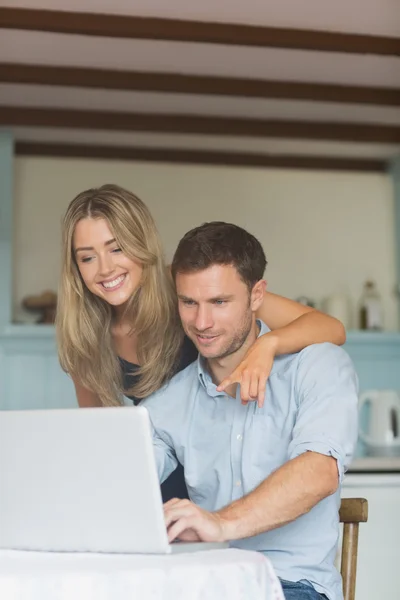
top-left (143, 222), bottom-right (358, 600)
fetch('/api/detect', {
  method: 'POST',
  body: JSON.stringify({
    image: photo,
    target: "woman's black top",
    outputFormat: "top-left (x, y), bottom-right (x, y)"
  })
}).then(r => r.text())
top-left (120, 335), bottom-right (198, 502)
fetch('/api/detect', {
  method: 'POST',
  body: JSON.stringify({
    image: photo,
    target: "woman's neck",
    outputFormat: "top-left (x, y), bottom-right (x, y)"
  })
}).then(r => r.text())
top-left (112, 322), bottom-right (139, 365)
top-left (112, 301), bottom-right (133, 331)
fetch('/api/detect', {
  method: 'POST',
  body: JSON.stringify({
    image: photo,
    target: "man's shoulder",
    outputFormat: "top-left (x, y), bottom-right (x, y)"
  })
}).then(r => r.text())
top-left (272, 342), bottom-right (355, 386)
top-left (168, 359), bottom-right (199, 389)
top-left (143, 360), bottom-right (199, 409)
top-left (295, 342), bottom-right (358, 393)
top-left (298, 342), bottom-right (353, 367)
top-left (262, 340), bottom-right (353, 389)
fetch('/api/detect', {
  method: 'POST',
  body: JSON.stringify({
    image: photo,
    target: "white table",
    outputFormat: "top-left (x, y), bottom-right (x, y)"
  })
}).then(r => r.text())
top-left (0, 547), bottom-right (284, 600)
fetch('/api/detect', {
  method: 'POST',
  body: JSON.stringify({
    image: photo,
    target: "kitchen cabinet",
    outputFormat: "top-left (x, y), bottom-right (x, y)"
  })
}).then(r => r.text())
top-left (0, 326), bottom-right (75, 410)
top-left (341, 473), bottom-right (400, 600)
top-left (344, 330), bottom-right (400, 391)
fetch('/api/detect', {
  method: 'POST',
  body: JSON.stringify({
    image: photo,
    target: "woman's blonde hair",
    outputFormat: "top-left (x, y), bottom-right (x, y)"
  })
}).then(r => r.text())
top-left (56, 184), bottom-right (183, 405)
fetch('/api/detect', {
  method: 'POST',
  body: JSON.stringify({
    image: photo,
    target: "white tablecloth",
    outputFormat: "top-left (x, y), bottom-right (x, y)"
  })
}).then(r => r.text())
top-left (0, 547), bottom-right (284, 600)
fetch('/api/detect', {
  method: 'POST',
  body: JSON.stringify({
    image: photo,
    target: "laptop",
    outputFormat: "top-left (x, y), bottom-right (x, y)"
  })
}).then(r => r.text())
top-left (0, 406), bottom-right (228, 554)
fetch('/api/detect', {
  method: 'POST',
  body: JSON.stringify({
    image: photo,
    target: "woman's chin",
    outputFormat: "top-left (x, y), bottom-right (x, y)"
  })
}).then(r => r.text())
top-left (94, 289), bottom-right (131, 307)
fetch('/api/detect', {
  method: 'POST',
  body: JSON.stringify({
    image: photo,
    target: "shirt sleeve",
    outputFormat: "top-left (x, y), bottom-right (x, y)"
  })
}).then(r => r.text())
top-left (148, 419), bottom-right (178, 484)
top-left (288, 343), bottom-right (359, 482)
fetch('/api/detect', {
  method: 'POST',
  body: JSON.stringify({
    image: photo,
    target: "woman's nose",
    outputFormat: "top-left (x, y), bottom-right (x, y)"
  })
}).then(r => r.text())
top-left (97, 253), bottom-right (115, 277)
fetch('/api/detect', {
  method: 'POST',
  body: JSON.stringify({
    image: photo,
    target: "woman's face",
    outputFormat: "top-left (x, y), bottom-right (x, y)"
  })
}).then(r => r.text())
top-left (73, 217), bottom-right (143, 307)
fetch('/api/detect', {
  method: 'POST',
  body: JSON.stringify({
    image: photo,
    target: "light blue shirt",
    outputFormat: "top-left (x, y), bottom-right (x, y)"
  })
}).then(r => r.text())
top-left (143, 320), bottom-right (359, 600)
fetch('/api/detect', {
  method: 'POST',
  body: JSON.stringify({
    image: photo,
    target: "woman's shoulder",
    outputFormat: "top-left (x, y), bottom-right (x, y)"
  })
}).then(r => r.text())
top-left (175, 335), bottom-right (198, 374)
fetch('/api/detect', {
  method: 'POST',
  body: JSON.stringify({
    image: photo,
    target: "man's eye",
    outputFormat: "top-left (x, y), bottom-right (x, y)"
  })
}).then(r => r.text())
top-left (183, 300), bottom-right (195, 306)
top-left (214, 300), bottom-right (226, 305)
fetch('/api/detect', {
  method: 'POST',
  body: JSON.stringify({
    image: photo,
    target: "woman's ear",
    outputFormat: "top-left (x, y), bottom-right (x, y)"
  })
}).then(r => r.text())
top-left (250, 279), bottom-right (266, 312)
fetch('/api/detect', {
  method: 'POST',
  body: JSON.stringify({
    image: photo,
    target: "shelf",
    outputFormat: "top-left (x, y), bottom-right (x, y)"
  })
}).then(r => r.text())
top-left (2, 324), bottom-right (400, 343)
top-left (0, 324), bottom-right (57, 353)
top-left (0, 323), bottom-right (55, 339)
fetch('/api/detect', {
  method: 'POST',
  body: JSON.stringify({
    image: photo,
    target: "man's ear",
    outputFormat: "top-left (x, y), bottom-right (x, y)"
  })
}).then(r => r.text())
top-left (250, 279), bottom-right (266, 312)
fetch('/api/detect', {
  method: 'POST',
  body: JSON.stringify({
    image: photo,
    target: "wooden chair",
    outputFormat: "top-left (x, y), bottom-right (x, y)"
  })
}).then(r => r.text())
top-left (339, 498), bottom-right (368, 600)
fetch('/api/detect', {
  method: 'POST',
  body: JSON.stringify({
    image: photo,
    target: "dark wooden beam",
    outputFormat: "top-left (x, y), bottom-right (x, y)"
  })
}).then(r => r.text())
top-left (2, 107), bottom-right (400, 143)
top-left (1, 8), bottom-right (399, 56)
top-left (1, 63), bottom-right (399, 106)
top-left (14, 142), bottom-right (387, 172)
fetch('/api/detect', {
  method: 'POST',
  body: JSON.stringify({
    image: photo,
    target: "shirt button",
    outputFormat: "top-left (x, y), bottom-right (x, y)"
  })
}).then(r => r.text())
top-left (236, 434), bottom-right (242, 441)
top-left (235, 480), bottom-right (241, 487)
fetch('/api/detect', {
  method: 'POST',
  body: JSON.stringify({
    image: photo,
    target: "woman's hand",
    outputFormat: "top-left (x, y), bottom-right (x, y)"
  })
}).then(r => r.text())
top-left (216, 292), bottom-right (346, 408)
top-left (217, 333), bottom-right (279, 408)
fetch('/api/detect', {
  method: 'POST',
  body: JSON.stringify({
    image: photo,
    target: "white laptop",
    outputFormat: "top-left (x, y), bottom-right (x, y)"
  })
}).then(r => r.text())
top-left (0, 406), bottom-right (228, 554)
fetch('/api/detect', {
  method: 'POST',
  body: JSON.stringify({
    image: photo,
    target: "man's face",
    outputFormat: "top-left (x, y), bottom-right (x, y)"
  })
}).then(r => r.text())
top-left (176, 264), bottom-right (257, 360)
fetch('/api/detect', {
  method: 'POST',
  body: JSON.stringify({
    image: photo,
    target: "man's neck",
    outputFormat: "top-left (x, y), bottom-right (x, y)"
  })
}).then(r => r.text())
top-left (206, 320), bottom-right (260, 397)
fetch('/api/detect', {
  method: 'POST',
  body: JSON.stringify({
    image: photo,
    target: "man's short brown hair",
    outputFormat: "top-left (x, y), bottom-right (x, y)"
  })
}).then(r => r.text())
top-left (171, 221), bottom-right (267, 291)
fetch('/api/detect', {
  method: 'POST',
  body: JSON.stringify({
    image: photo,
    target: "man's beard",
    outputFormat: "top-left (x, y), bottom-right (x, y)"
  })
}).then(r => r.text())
top-left (197, 310), bottom-right (253, 360)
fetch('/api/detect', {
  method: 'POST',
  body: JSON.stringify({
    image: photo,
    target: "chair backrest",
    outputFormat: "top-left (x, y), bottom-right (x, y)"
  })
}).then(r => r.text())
top-left (339, 498), bottom-right (368, 600)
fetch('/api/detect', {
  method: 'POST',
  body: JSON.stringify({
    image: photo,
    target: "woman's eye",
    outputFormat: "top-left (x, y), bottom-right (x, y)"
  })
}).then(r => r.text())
top-left (112, 248), bottom-right (122, 254)
top-left (81, 257), bottom-right (93, 264)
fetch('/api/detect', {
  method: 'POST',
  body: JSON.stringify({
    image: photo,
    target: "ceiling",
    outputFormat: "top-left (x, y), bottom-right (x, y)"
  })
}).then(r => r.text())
top-left (1, 0), bottom-right (399, 171)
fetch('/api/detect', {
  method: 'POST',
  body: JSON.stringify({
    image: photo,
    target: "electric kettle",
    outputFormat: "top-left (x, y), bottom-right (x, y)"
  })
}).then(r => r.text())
top-left (358, 390), bottom-right (400, 457)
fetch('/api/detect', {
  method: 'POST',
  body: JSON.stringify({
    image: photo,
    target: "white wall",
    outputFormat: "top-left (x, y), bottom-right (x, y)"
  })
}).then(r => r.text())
top-left (13, 157), bottom-right (397, 330)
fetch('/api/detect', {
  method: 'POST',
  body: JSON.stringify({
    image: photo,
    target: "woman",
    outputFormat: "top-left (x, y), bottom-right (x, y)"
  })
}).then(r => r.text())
top-left (56, 184), bottom-right (345, 500)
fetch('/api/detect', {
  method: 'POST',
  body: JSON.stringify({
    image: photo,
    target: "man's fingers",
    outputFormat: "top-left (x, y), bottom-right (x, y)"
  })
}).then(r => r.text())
top-left (167, 516), bottom-right (193, 542)
top-left (164, 505), bottom-right (192, 528)
top-left (166, 510), bottom-right (202, 542)
top-left (163, 497), bottom-right (182, 509)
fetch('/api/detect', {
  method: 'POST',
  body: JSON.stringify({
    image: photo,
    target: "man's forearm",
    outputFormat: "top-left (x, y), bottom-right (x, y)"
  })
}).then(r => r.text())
top-left (217, 451), bottom-right (339, 541)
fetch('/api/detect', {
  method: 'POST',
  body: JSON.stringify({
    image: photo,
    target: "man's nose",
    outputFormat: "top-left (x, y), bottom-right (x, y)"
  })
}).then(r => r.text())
top-left (194, 306), bottom-right (214, 331)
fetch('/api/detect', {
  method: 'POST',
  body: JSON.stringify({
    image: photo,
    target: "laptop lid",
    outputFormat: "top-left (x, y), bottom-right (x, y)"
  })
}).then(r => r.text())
top-left (0, 406), bottom-right (171, 554)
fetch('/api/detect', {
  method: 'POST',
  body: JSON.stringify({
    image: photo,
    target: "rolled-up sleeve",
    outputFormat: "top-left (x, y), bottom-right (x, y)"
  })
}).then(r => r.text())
top-left (148, 419), bottom-right (178, 484)
top-left (288, 343), bottom-right (359, 482)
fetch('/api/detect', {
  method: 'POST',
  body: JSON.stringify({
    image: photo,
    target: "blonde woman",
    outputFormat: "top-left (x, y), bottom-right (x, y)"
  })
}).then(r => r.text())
top-left (56, 184), bottom-right (345, 501)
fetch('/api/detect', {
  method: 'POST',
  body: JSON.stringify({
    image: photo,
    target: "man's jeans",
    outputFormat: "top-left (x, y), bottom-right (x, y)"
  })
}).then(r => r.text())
top-left (280, 579), bottom-right (328, 600)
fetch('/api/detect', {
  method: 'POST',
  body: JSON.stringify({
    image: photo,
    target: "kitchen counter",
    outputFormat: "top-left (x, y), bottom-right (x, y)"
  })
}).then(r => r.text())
top-left (348, 456), bottom-right (400, 473)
